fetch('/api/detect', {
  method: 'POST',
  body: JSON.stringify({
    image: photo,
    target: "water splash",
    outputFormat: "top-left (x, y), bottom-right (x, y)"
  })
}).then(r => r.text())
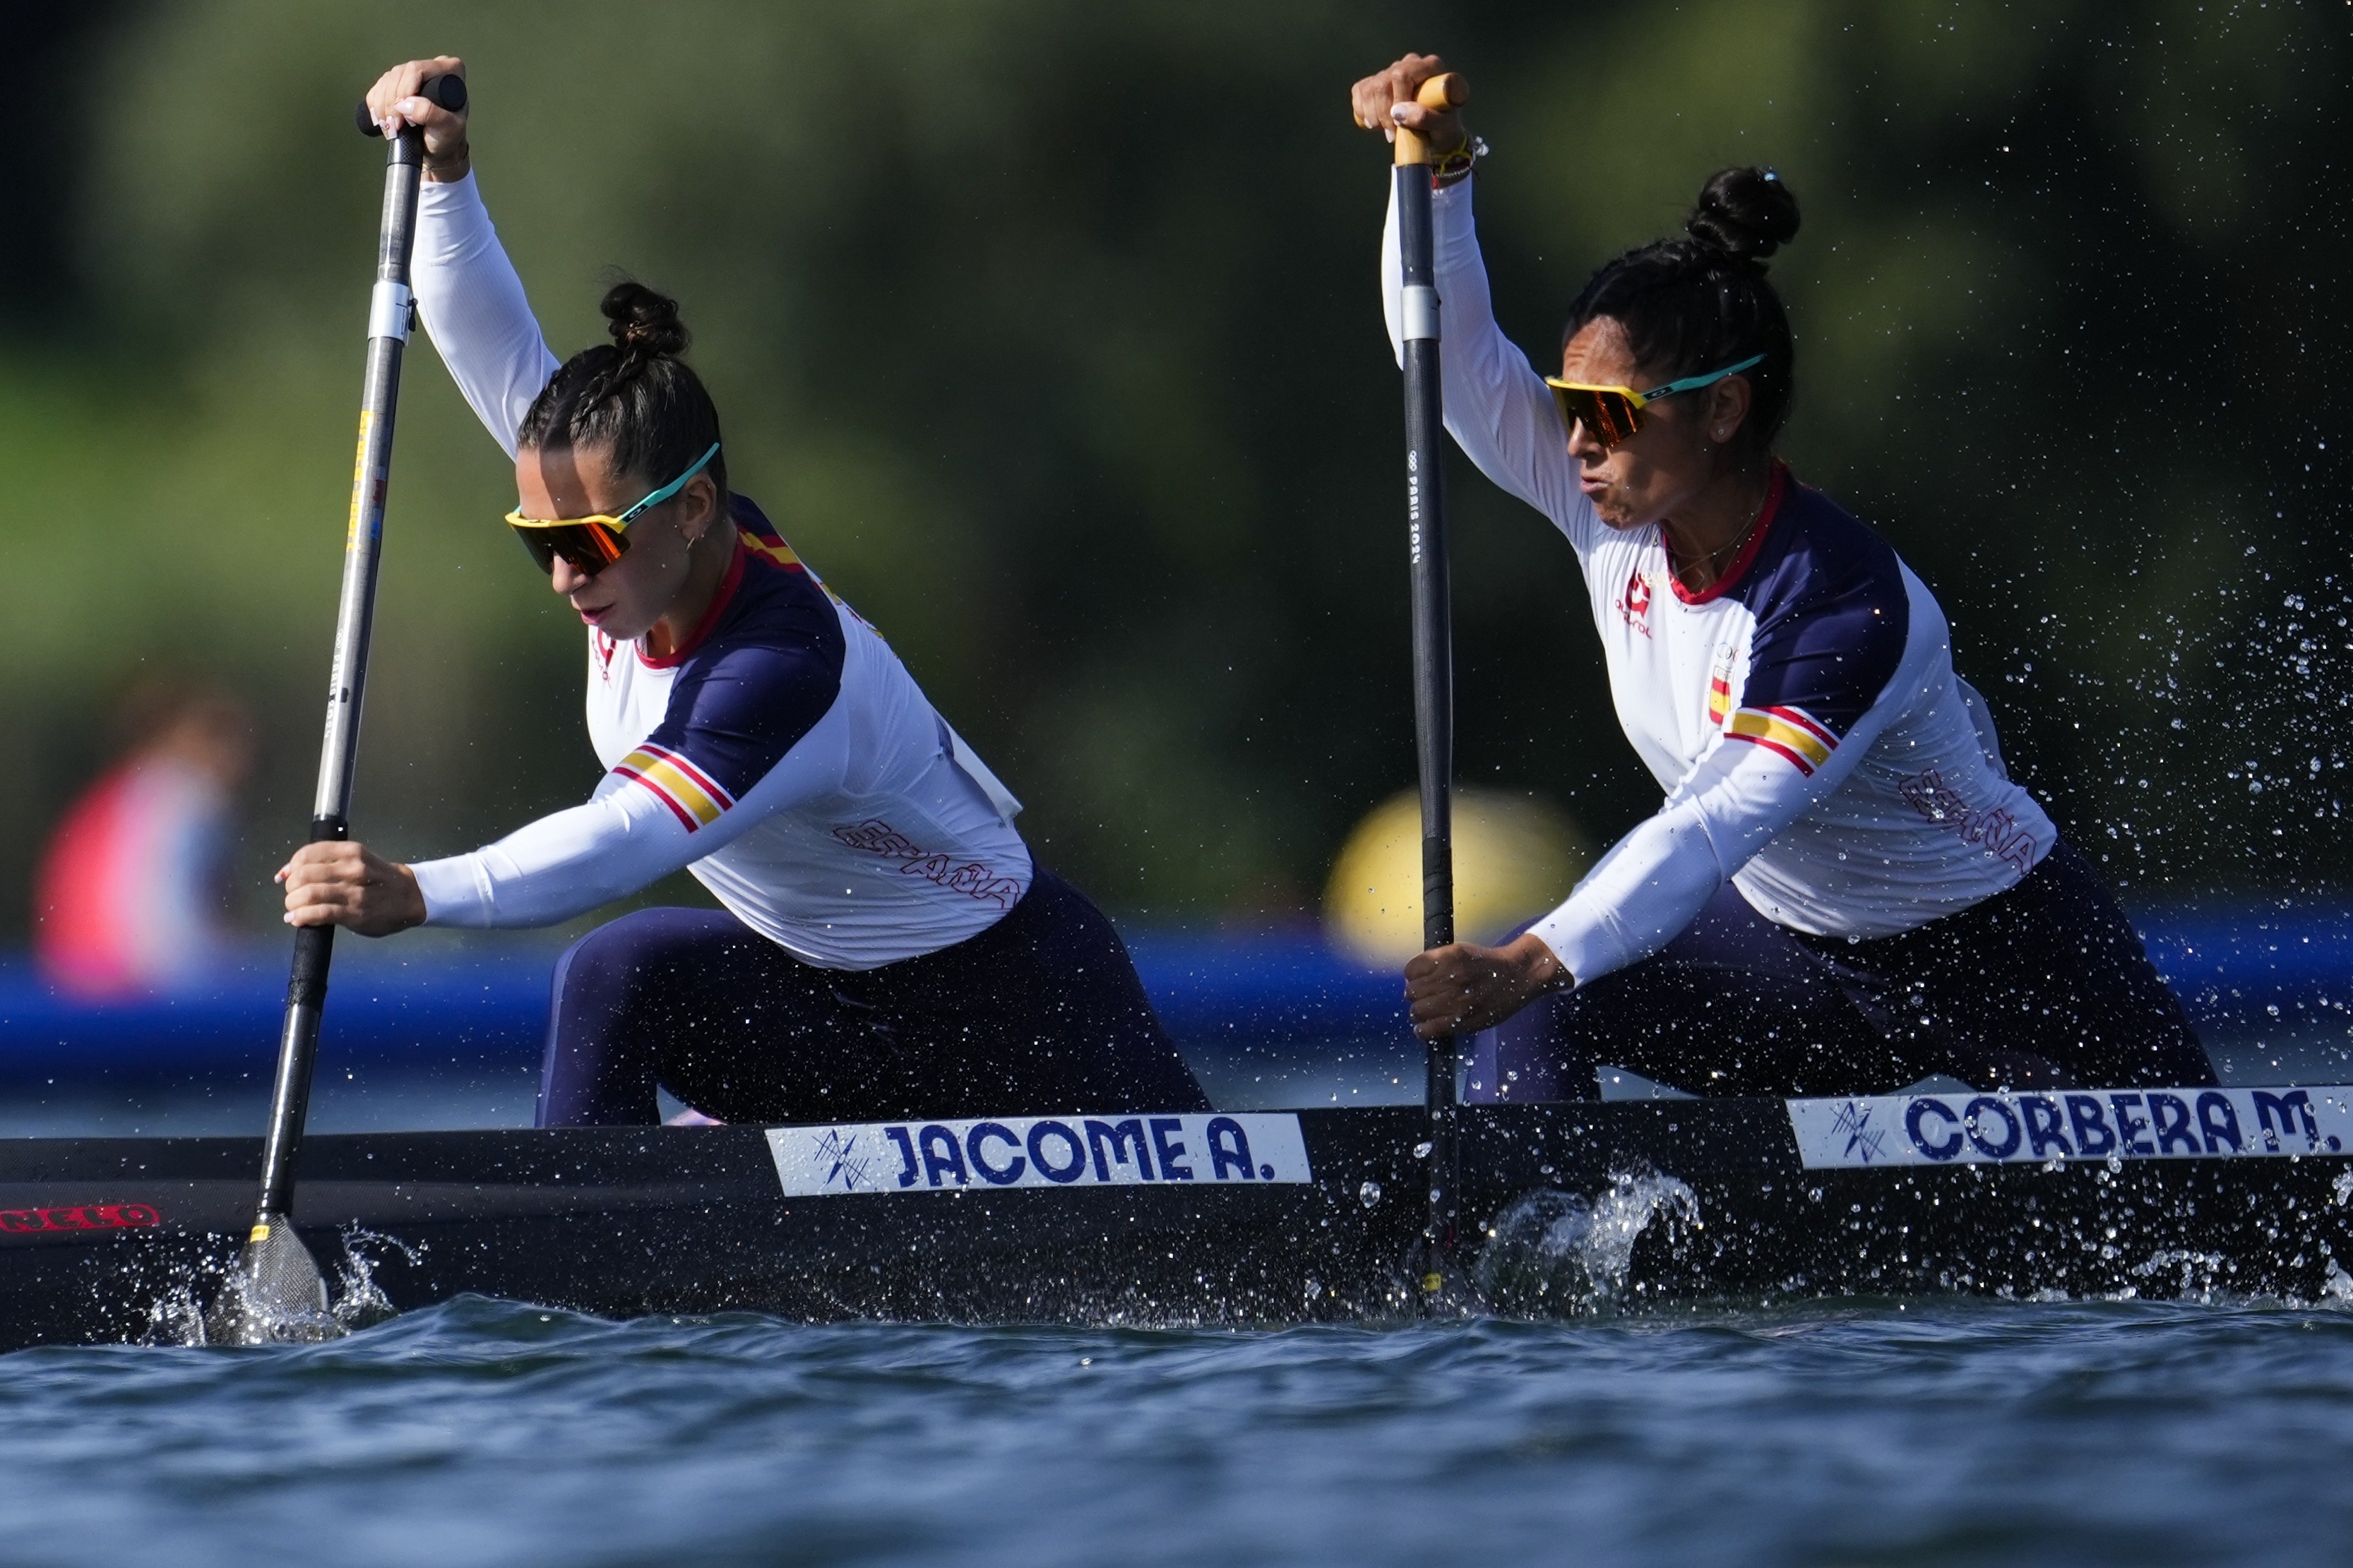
top-left (331, 1226), bottom-right (421, 1332)
top-left (2131, 1250), bottom-right (2236, 1303)
top-left (143, 1276), bottom-right (217, 1348)
top-left (1477, 1172), bottom-right (1700, 1315)
top-left (141, 1227), bottom-right (418, 1348)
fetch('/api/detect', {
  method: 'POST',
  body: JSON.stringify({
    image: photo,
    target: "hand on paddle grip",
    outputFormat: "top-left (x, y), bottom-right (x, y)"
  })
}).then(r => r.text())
top-left (1404, 931), bottom-right (1569, 1041)
top-left (1348, 55), bottom-right (1467, 162)
top-left (279, 841), bottom-right (427, 938)
top-left (359, 58), bottom-right (470, 180)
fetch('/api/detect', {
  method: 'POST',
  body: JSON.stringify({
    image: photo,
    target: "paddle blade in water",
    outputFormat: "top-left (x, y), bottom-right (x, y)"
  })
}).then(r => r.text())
top-left (203, 1219), bottom-right (344, 1346)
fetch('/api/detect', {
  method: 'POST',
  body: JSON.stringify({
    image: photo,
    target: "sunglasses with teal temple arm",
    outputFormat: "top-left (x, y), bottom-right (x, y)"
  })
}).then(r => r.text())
top-left (1544, 354), bottom-right (1767, 450)
top-left (506, 441), bottom-right (722, 576)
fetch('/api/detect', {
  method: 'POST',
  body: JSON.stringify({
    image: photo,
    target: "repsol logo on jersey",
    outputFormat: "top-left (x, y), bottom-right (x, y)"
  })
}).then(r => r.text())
top-left (1786, 1086), bottom-right (2353, 1170)
top-left (768, 1112), bottom-right (1314, 1197)
top-left (1619, 568), bottom-right (1654, 638)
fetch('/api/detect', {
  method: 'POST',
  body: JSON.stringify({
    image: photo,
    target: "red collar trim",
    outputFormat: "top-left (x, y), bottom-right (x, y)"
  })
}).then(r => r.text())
top-left (638, 544), bottom-right (746, 669)
top-left (1669, 463), bottom-right (1788, 606)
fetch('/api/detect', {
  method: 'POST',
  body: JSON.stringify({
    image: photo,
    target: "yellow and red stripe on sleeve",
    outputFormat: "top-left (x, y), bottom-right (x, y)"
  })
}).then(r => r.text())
top-left (1724, 705), bottom-right (1837, 776)
top-left (614, 743), bottom-right (735, 831)
top-left (741, 531), bottom-right (865, 619)
top-left (1708, 674), bottom-right (1733, 726)
top-left (739, 532), bottom-right (807, 573)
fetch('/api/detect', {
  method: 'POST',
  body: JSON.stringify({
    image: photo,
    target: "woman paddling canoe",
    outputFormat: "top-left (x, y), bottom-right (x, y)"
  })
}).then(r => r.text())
top-left (277, 56), bottom-right (1208, 1127)
top-left (1352, 54), bottom-right (2215, 1101)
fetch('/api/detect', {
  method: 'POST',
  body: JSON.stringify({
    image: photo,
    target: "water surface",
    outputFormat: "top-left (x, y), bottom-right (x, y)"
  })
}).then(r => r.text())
top-left (5, 1295), bottom-right (2351, 1566)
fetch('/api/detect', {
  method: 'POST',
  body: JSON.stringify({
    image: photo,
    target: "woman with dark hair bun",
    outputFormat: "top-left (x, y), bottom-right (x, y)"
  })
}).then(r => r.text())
top-left (275, 57), bottom-right (1208, 1127)
top-left (1352, 54), bottom-right (2212, 1099)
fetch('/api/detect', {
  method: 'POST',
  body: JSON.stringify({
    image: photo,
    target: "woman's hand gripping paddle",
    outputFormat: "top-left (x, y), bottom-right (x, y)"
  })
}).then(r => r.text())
top-left (204, 71), bottom-right (466, 1346)
top-left (1386, 68), bottom-right (1469, 1305)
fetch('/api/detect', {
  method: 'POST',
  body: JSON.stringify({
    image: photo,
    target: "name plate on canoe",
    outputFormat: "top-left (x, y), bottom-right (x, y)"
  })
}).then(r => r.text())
top-left (1788, 1085), bottom-right (2353, 1170)
top-left (768, 1113), bottom-right (1313, 1197)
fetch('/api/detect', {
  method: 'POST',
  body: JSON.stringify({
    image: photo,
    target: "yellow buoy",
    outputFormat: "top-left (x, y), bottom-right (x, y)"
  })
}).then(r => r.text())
top-left (1322, 789), bottom-right (1590, 966)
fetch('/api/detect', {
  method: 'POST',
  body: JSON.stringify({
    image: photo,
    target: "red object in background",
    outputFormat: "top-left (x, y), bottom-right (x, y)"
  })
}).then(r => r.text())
top-left (0, 1204), bottom-right (162, 1233)
top-left (32, 685), bottom-right (254, 999)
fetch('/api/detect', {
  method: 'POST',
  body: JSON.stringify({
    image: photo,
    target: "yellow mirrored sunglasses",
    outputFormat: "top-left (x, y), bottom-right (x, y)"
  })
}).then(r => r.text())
top-left (505, 442), bottom-right (720, 577)
top-left (1544, 354), bottom-right (1765, 450)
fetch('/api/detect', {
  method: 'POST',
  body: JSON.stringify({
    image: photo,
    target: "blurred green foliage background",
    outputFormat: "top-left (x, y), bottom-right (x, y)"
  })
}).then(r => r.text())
top-left (1, 0), bottom-right (2346, 942)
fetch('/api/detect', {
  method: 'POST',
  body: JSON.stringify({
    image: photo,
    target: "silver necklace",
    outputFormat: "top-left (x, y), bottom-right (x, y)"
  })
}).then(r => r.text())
top-left (1673, 480), bottom-right (1770, 587)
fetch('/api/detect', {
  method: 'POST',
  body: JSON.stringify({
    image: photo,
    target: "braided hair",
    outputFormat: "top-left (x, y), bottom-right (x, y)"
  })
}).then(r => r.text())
top-left (1561, 167), bottom-right (1801, 458)
top-left (517, 280), bottom-right (728, 503)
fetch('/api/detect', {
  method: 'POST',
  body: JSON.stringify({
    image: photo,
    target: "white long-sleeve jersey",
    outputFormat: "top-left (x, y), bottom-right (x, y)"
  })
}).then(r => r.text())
top-left (402, 174), bottom-right (1032, 970)
top-left (1382, 176), bottom-right (2055, 987)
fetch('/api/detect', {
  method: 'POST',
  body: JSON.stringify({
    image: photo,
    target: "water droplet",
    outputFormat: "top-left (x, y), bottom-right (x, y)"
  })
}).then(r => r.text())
top-left (1359, 1180), bottom-right (1383, 1208)
top-left (1413, 1142), bottom-right (1434, 1159)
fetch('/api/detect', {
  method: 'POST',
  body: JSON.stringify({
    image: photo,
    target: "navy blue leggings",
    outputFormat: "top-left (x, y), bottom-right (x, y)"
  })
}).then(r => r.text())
top-left (1467, 839), bottom-right (2215, 1102)
top-left (538, 869), bottom-right (1209, 1127)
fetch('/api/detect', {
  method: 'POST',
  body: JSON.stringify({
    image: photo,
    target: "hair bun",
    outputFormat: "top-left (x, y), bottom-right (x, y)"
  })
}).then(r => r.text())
top-left (1686, 166), bottom-right (1801, 264)
top-left (600, 280), bottom-right (690, 359)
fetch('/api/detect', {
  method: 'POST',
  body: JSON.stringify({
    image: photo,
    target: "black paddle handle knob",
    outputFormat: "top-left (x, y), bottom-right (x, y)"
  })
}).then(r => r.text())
top-left (355, 72), bottom-right (467, 137)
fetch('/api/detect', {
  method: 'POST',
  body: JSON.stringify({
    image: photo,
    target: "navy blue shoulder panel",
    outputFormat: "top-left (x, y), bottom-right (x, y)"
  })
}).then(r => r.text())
top-left (638, 496), bottom-right (848, 805)
top-left (1727, 479), bottom-right (1910, 739)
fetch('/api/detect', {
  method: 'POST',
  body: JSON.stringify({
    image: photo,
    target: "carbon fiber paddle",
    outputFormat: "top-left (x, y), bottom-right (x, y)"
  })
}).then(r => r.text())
top-left (205, 71), bottom-right (465, 1346)
top-left (1391, 71), bottom-right (1467, 1305)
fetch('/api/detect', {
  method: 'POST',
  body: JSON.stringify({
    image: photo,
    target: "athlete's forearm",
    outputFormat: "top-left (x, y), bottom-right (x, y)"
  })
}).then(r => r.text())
top-left (1380, 176), bottom-right (1590, 538)
top-left (1532, 704), bottom-right (1892, 983)
top-left (414, 172), bottom-right (561, 457)
top-left (409, 783), bottom-right (701, 929)
top-left (1530, 799), bottom-right (1731, 985)
top-left (411, 694), bottom-right (854, 930)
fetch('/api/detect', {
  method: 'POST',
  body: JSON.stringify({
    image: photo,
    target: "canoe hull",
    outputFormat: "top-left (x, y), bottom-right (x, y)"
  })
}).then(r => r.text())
top-left (3, 1101), bottom-right (2347, 1349)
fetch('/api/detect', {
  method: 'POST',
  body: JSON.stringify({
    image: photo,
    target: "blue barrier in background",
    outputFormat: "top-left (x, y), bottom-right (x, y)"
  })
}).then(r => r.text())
top-left (0, 935), bottom-right (1414, 1089)
top-left (0, 906), bottom-right (2347, 1091)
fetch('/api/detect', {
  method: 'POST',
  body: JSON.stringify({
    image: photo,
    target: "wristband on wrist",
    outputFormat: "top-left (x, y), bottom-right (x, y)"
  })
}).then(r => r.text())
top-left (1431, 133), bottom-right (1488, 188)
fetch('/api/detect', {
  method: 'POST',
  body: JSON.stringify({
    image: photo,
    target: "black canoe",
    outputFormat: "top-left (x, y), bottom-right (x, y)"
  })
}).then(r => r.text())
top-left (5, 1086), bottom-right (2352, 1350)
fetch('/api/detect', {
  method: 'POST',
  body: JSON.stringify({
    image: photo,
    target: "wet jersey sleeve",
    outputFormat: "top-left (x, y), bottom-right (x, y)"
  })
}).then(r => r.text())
top-left (413, 172), bottom-right (560, 457)
top-left (1381, 176), bottom-right (1602, 556)
top-left (1530, 563), bottom-right (1914, 984)
top-left (409, 633), bottom-right (846, 928)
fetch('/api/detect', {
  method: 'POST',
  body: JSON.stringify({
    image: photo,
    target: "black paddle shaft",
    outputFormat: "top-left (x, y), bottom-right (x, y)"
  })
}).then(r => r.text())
top-left (1394, 150), bottom-right (1460, 1295)
top-left (250, 109), bottom-right (436, 1231)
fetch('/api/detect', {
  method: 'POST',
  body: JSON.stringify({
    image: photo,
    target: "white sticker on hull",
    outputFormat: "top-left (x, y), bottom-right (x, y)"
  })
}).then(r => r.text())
top-left (768, 1113), bottom-right (1313, 1197)
top-left (1788, 1085), bottom-right (2353, 1171)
